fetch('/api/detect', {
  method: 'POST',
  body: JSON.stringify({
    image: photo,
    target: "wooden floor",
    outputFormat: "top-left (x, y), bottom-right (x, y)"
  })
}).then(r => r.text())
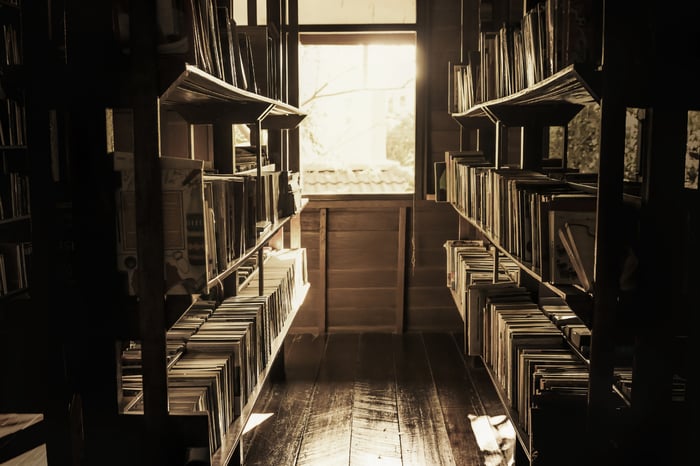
top-left (241, 332), bottom-right (516, 466)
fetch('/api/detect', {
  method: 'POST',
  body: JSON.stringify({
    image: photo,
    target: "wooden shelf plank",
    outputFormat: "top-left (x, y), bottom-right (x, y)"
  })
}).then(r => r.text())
top-left (159, 64), bottom-right (305, 127)
top-left (452, 64), bottom-right (600, 127)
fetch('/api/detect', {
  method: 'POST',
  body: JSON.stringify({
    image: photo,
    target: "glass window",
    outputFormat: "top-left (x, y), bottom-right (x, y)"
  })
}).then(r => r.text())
top-left (299, 0), bottom-right (416, 25)
top-left (232, 0), bottom-right (267, 25)
top-left (298, 33), bottom-right (416, 194)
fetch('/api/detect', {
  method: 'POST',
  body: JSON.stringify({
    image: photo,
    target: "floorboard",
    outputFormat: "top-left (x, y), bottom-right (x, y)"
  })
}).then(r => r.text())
top-left (242, 332), bottom-right (513, 466)
top-left (351, 333), bottom-right (402, 465)
top-left (296, 333), bottom-right (358, 466)
top-left (241, 334), bottom-right (326, 466)
top-left (392, 333), bottom-right (456, 466)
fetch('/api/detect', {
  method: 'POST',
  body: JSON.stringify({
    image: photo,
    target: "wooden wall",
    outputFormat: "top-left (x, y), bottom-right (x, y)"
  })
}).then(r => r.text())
top-left (291, 0), bottom-right (468, 334)
top-left (291, 198), bottom-right (462, 334)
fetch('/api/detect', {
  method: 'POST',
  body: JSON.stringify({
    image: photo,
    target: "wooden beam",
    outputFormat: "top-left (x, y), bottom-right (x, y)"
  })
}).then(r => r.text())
top-left (395, 207), bottom-right (408, 333)
top-left (319, 208), bottom-right (328, 333)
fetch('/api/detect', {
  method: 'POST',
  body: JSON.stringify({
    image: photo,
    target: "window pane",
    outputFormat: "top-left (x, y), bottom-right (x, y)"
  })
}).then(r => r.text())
top-left (299, 38), bottom-right (416, 194)
top-left (299, 0), bottom-right (416, 25)
top-left (232, 0), bottom-right (266, 25)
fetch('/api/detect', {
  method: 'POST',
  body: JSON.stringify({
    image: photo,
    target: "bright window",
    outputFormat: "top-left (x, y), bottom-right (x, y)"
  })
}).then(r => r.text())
top-left (298, 33), bottom-right (416, 194)
top-left (299, 0), bottom-right (416, 24)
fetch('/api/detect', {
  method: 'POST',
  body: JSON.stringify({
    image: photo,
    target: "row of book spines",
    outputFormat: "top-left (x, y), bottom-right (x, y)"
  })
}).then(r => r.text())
top-left (121, 248), bottom-right (307, 454)
top-left (465, 277), bottom-right (590, 436)
top-left (444, 154), bottom-right (595, 287)
top-left (186, 2), bottom-right (277, 98)
top-left (0, 170), bottom-right (30, 220)
top-left (0, 97), bottom-right (26, 147)
top-left (115, 156), bottom-right (297, 295)
top-left (1, 22), bottom-right (21, 66)
top-left (123, 249), bottom-right (307, 378)
top-left (204, 170), bottom-right (290, 278)
top-left (0, 241), bottom-right (30, 296)
top-left (454, 0), bottom-right (600, 108)
top-left (443, 240), bottom-right (591, 358)
top-left (445, 243), bottom-right (642, 436)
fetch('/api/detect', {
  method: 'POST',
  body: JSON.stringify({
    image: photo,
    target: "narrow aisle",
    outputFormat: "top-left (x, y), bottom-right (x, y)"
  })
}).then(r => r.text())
top-left (242, 332), bottom-right (513, 466)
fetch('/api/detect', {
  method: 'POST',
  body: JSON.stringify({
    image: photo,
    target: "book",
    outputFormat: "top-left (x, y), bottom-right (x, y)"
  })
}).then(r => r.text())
top-left (443, 150), bottom-right (489, 212)
top-left (434, 161), bottom-right (447, 202)
top-left (467, 281), bottom-right (532, 357)
top-left (115, 154), bottom-right (212, 296)
top-left (216, 7), bottom-right (237, 86)
top-left (549, 208), bottom-right (596, 286)
top-left (535, 191), bottom-right (596, 281)
top-left (0, 241), bottom-right (28, 293)
top-left (562, 219), bottom-right (596, 291)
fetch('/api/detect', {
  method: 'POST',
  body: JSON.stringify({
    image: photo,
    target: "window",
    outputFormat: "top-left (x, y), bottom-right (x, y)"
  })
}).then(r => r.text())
top-left (299, 0), bottom-right (415, 24)
top-left (296, 1), bottom-right (417, 195)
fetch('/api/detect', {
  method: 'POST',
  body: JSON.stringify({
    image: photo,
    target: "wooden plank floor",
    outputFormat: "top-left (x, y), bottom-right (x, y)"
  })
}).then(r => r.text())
top-left (241, 332), bottom-right (515, 466)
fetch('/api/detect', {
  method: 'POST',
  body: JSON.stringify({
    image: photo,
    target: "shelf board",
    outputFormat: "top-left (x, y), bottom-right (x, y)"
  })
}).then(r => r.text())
top-left (159, 64), bottom-right (305, 128)
top-left (452, 64), bottom-right (600, 127)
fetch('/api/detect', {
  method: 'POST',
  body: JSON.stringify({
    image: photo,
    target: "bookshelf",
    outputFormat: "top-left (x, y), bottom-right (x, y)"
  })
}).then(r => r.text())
top-left (108, 1), bottom-right (309, 465)
top-left (0, 0), bottom-right (30, 301)
top-left (443, 1), bottom-right (697, 464)
top-left (0, 1), bottom-right (308, 465)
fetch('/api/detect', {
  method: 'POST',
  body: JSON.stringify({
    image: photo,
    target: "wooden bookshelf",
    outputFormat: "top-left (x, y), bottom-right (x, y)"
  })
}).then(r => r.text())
top-left (452, 64), bottom-right (600, 127)
top-left (8, 1), bottom-right (311, 464)
top-left (442, 1), bottom-right (698, 464)
top-left (118, 1), bottom-right (309, 462)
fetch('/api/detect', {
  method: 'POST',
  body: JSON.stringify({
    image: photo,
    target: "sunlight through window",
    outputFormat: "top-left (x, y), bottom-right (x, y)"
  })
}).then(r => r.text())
top-left (468, 414), bottom-right (516, 466)
top-left (243, 412), bottom-right (275, 434)
top-left (299, 36), bottom-right (416, 194)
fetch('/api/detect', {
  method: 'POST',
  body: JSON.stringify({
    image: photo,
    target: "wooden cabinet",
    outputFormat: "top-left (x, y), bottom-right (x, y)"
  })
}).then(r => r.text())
top-left (443, 1), bottom-right (697, 464)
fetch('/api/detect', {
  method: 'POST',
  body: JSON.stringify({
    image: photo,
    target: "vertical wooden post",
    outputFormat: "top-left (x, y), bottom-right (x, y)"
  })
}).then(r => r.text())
top-left (521, 125), bottom-right (544, 170)
top-left (319, 208), bottom-right (328, 333)
top-left (213, 120), bottom-right (235, 173)
top-left (130, 0), bottom-right (169, 464)
top-left (395, 207), bottom-right (408, 333)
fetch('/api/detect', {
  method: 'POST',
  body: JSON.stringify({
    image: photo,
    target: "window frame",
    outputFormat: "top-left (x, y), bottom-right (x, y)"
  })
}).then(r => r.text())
top-left (286, 2), bottom-right (426, 200)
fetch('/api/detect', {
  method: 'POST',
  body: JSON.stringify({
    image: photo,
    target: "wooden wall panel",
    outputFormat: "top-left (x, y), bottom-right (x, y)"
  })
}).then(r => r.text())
top-left (327, 237), bottom-right (398, 270)
top-left (327, 307), bottom-right (397, 332)
top-left (327, 209), bottom-right (399, 231)
top-left (328, 288), bottom-right (396, 310)
top-left (408, 265), bottom-right (449, 288)
top-left (293, 199), bottom-right (463, 334)
top-left (300, 208), bottom-right (320, 230)
top-left (405, 201), bottom-right (461, 331)
top-left (426, 0), bottom-right (464, 195)
top-left (407, 286), bottom-right (455, 309)
top-left (327, 270), bottom-right (397, 289)
top-left (404, 308), bottom-right (462, 331)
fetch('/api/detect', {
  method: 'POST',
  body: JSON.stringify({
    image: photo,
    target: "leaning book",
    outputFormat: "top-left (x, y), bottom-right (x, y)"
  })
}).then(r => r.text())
top-left (114, 153), bottom-right (215, 295)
